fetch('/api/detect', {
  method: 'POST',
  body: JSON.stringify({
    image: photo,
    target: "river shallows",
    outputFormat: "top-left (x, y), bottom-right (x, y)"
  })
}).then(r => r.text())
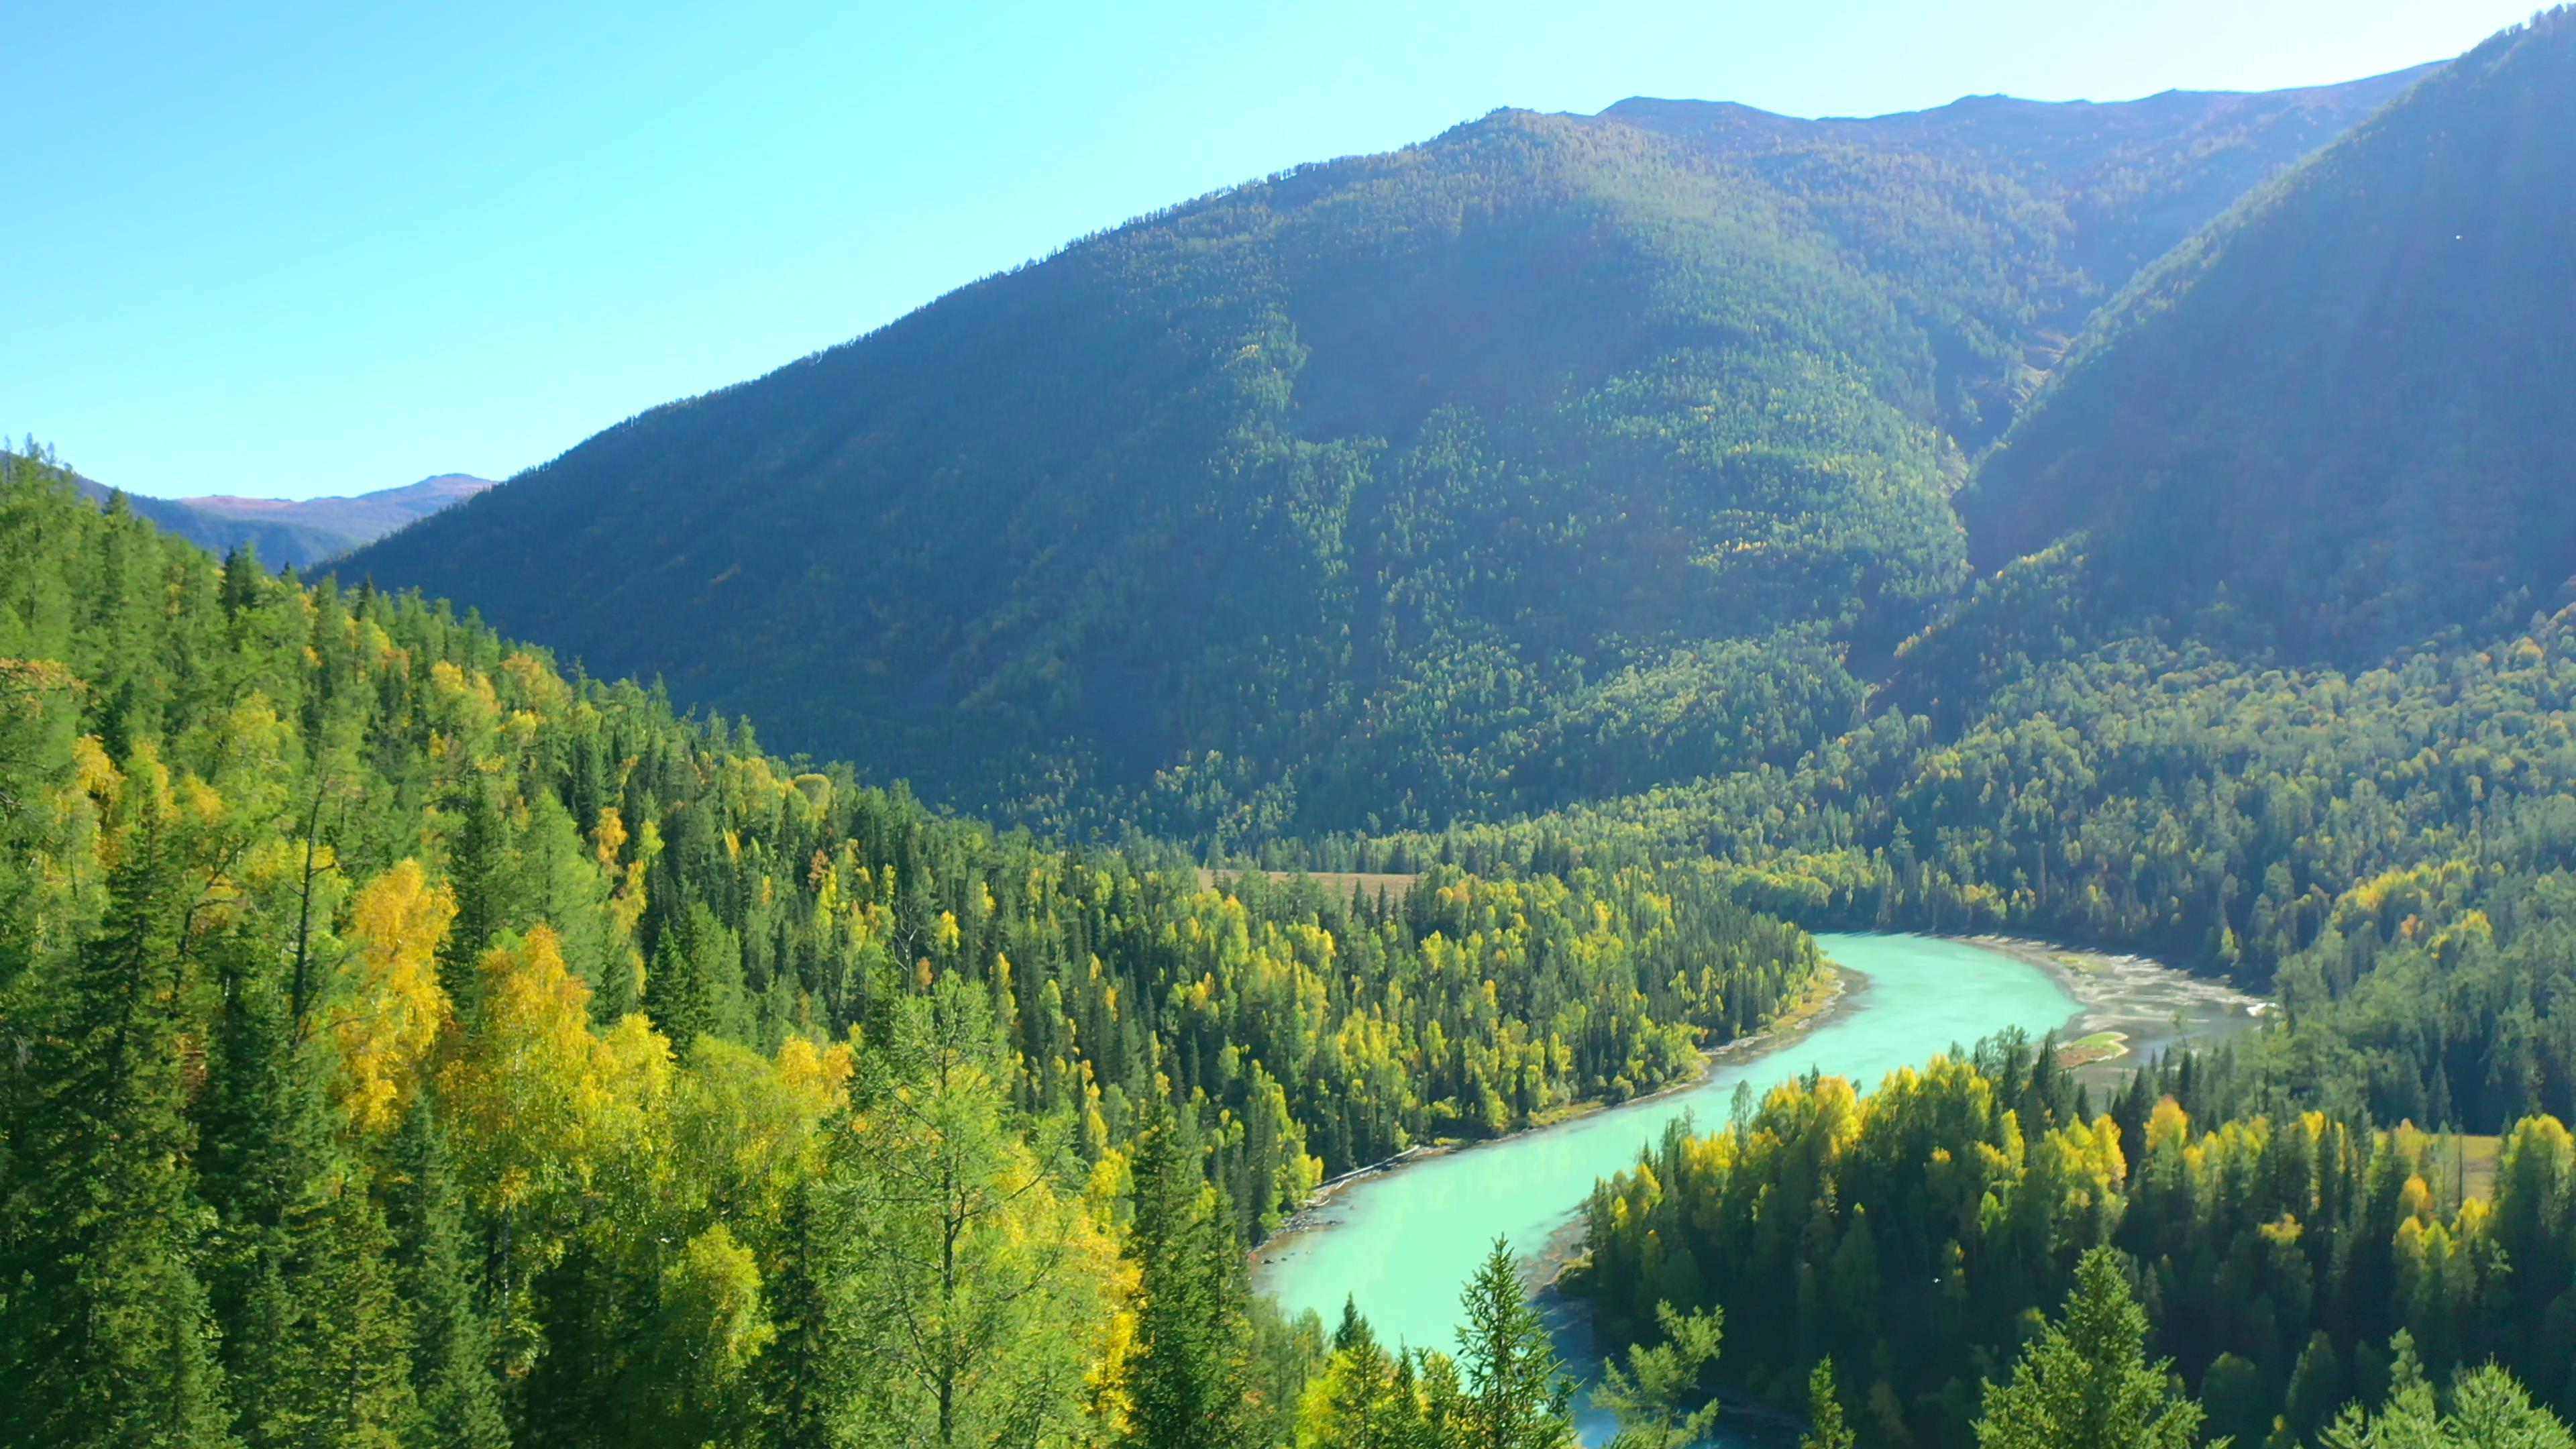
top-left (1252, 932), bottom-right (2082, 1356)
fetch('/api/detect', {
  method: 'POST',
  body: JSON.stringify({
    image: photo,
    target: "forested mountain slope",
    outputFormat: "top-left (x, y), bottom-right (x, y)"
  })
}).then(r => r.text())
top-left (1601, 65), bottom-right (2428, 442)
top-left (0, 449), bottom-right (1820, 1444)
top-left (335, 70), bottom-right (2410, 839)
top-left (1963, 13), bottom-right (2576, 663)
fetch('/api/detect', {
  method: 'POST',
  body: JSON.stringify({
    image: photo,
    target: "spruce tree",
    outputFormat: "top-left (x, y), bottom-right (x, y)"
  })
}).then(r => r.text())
top-left (1455, 1236), bottom-right (1575, 1449)
top-left (386, 1094), bottom-right (509, 1449)
top-left (267, 1175), bottom-right (421, 1448)
top-left (437, 784), bottom-right (515, 1017)
top-left (1799, 1358), bottom-right (1855, 1449)
top-left (755, 1173), bottom-right (846, 1449)
top-left (1971, 1246), bottom-right (2210, 1449)
top-left (0, 812), bottom-right (240, 1448)
top-left (199, 928), bottom-right (320, 1446)
top-left (1120, 1104), bottom-right (1252, 1449)
top-left (202, 925), bottom-right (420, 1449)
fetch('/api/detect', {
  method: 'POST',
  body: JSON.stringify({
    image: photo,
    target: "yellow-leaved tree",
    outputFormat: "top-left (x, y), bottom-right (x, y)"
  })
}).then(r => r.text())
top-left (437, 924), bottom-right (670, 1371)
top-left (333, 858), bottom-right (458, 1132)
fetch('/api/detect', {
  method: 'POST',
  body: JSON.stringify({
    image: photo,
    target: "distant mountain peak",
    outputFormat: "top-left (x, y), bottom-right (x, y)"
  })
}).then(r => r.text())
top-left (180, 473), bottom-right (494, 515)
top-left (70, 470), bottom-right (496, 570)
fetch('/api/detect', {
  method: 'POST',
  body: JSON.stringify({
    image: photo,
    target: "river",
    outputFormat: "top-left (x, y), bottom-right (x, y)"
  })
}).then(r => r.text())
top-left (1250, 932), bottom-right (2094, 1444)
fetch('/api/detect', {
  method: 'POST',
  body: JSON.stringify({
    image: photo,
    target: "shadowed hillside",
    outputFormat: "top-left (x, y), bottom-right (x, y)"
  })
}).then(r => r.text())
top-left (336, 71), bottom-right (2416, 838)
top-left (1962, 15), bottom-right (2576, 662)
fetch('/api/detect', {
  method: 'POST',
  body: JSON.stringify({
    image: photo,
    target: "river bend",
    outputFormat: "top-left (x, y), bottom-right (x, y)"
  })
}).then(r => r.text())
top-left (1253, 933), bottom-right (2082, 1373)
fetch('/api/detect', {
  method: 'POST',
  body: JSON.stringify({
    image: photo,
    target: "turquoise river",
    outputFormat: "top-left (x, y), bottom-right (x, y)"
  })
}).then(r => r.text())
top-left (1251, 932), bottom-right (2088, 1445)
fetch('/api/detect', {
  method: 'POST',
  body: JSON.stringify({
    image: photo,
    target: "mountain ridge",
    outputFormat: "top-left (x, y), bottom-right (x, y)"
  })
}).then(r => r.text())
top-left (335, 62), bottom-right (2433, 839)
top-left (1960, 13), bottom-right (2576, 663)
top-left (70, 470), bottom-right (494, 570)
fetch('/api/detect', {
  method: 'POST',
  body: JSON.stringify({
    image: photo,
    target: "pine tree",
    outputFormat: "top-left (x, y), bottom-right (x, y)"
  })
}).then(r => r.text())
top-left (1799, 1358), bottom-right (1855, 1449)
top-left (644, 902), bottom-right (742, 1059)
top-left (646, 911), bottom-right (710, 1057)
top-left (1454, 1236), bottom-right (1575, 1449)
top-left (1334, 1296), bottom-right (1376, 1356)
top-left (437, 784), bottom-right (515, 1017)
top-left (756, 1174), bottom-right (846, 1449)
top-left (385, 1094), bottom-right (509, 1449)
top-left (220, 541), bottom-right (265, 616)
top-left (0, 808), bottom-right (241, 1447)
top-left (2317, 1350), bottom-right (2573, 1449)
top-left (1120, 1103), bottom-right (1254, 1449)
top-left (830, 973), bottom-right (1104, 1448)
top-left (265, 1175), bottom-right (421, 1448)
top-left (1972, 1246), bottom-right (2210, 1449)
top-left (1594, 1302), bottom-right (1722, 1449)
top-left (199, 922), bottom-right (380, 1449)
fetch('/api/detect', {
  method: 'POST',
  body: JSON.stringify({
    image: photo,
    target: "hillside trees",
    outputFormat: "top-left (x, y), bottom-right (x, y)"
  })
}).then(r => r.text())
top-left (1577, 1038), bottom-right (2576, 1449)
top-left (1970, 1247), bottom-right (2208, 1449)
top-left (0, 449), bottom-right (1824, 1446)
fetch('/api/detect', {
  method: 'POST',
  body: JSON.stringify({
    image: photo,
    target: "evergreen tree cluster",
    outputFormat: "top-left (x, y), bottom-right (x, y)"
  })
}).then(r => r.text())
top-left (0, 447), bottom-right (1816, 1444)
top-left (1576, 1034), bottom-right (2576, 1449)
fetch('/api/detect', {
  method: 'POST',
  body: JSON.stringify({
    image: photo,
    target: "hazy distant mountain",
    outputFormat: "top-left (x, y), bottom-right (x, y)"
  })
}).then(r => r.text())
top-left (1962, 13), bottom-right (2576, 662)
top-left (74, 472), bottom-right (494, 570)
top-left (181, 473), bottom-right (494, 544)
top-left (335, 67), bottom-right (2420, 836)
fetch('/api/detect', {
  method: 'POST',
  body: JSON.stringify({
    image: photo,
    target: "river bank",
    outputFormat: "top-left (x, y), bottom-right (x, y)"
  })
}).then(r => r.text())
top-left (1257, 959), bottom-right (1857, 1250)
top-left (1252, 934), bottom-right (2084, 1352)
top-left (1252, 931), bottom-right (2272, 1445)
top-left (1955, 933), bottom-right (2270, 1091)
top-left (1266, 930), bottom-right (2263, 1256)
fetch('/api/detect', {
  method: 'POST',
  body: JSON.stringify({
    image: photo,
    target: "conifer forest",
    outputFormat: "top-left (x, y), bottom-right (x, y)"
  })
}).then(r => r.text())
top-left (7, 9), bottom-right (2576, 1449)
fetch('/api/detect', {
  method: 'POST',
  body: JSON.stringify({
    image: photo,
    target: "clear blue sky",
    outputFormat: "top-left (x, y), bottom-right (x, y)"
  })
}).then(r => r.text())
top-left (2, 0), bottom-right (2536, 500)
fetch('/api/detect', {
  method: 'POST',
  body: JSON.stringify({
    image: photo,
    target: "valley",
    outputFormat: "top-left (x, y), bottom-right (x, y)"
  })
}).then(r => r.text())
top-left (9, 9), bottom-right (2576, 1449)
top-left (1256, 932), bottom-right (2255, 1443)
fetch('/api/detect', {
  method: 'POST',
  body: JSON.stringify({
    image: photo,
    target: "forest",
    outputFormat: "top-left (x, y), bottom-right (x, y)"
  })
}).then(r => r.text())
top-left (13, 10), bottom-right (2576, 1449)
top-left (330, 61), bottom-right (2412, 841)
top-left (0, 449), bottom-right (1834, 1446)
top-left (1576, 1037), bottom-right (2576, 1448)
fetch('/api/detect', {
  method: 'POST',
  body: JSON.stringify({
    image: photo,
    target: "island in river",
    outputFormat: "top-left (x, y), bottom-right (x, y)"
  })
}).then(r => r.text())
top-left (1251, 931), bottom-right (2264, 1446)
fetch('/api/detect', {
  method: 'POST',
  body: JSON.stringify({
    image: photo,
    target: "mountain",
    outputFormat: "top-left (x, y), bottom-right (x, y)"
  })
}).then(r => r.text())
top-left (1599, 66), bottom-right (2430, 445)
top-left (72, 481), bottom-right (364, 570)
top-left (335, 70), bottom-right (2416, 837)
top-left (72, 471), bottom-right (494, 569)
top-left (180, 472), bottom-right (494, 543)
top-left (1962, 14), bottom-right (2576, 663)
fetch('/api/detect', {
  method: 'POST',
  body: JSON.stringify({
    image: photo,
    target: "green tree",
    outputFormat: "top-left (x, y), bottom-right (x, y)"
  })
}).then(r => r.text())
top-left (642, 1224), bottom-right (776, 1447)
top-left (1800, 1358), bottom-right (1856, 1449)
top-left (1454, 1237), bottom-right (1574, 1449)
top-left (1972, 1247), bottom-right (2213, 1449)
top-left (384, 1094), bottom-right (509, 1449)
top-left (1297, 1299), bottom-right (1448, 1449)
top-left (1120, 1102), bottom-right (1254, 1449)
top-left (0, 804), bottom-right (241, 1448)
top-left (645, 901), bottom-right (745, 1059)
top-left (833, 974), bottom-right (1107, 1448)
top-left (2318, 1357), bottom-right (2574, 1449)
top-left (1594, 1302), bottom-right (1723, 1449)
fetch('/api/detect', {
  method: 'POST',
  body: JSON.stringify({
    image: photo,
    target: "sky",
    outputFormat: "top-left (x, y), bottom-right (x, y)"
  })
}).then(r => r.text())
top-left (1, 0), bottom-right (2541, 501)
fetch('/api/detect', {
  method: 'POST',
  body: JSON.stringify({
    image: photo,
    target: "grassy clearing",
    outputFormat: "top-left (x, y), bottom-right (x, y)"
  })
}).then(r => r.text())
top-left (2056, 1030), bottom-right (2129, 1067)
